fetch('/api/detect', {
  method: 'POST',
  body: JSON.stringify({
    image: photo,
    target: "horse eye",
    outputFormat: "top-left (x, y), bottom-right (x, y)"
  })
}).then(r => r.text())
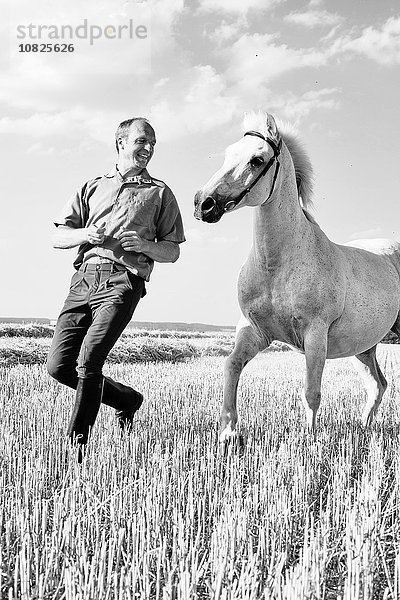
top-left (250, 156), bottom-right (264, 168)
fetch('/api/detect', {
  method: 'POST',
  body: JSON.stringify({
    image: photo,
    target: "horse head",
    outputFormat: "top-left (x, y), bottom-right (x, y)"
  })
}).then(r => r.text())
top-left (194, 112), bottom-right (282, 223)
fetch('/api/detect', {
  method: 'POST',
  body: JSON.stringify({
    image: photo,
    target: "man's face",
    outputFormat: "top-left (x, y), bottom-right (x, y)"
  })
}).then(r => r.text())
top-left (119, 122), bottom-right (156, 170)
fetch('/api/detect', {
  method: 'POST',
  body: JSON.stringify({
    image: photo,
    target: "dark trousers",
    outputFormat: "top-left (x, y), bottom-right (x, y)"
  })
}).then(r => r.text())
top-left (47, 263), bottom-right (145, 390)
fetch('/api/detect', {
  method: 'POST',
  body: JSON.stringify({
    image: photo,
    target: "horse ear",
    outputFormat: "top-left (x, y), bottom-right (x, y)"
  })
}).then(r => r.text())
top-left (265, 113), bottom-right (280, 142)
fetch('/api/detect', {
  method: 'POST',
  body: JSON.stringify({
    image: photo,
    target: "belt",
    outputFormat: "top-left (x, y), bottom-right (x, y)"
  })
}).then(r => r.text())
top-left (81, 259), bottom-right (127, 272)
top-left (85, 256), bottom-right (116, 264)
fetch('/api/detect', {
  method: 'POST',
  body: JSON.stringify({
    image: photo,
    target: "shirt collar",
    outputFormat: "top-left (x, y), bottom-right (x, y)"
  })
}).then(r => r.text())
top-left (104, 166), bottom-right (162, 186)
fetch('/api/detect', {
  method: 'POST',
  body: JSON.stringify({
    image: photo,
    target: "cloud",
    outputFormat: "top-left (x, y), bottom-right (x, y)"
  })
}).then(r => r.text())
top-left (149, 66), bottom-right (239, 139)
top-left (27, 142), bottom-right (55, 155)
top-left (0, 107), bottom-right (123, 146)
top-left (0, 0), bottom-right (181, 114)
top-left (285, 10), bottom-right (343, 29)
top-left (205, 17), bottom-right (248, 44)
top-left (198, 0), bottom-right (282, 15)
top-left (150, 81), bottom-right (341, 141)
top-left (333, 17), bottom-right (400, 65)
top-left (7, 0), bottom-right (151, 77)
top-left (3, 2), bottom-right (398, 153)
top-left (272, 88), bottom-right (341, 122)
top-left (0, 65), bottom-right (240, 145)
top-left (224, 33), bottom-right (329, 91)
top-left (321, 25), bottom-right (342, 42)
top-left (148, 0), bottom-right (185, 57)
top-left (0, 112), bottom-right (77, 138)
top-left (219, 16), bottom-right (400, 106)
top-left (0, 31), bottom-right (341, 148)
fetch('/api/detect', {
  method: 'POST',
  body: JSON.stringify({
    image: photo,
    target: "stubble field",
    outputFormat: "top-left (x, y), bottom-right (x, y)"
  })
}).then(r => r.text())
top-left (1, 327), bottom-right (400, 599)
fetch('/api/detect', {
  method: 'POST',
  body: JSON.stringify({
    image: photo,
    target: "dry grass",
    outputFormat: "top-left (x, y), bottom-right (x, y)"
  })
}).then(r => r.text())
top-left (0, 335), bottom-right (235, 367)
top-left (1, 341), bottom-right (400, 598)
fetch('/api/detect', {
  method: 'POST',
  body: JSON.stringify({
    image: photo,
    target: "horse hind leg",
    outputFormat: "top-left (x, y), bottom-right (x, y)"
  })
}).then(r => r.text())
top-left (390, 314), bottom-right (400, 338)
top-left (220, 316), bottom-right (265, 447)
top-left (351, 345), bottom-right (387, 428)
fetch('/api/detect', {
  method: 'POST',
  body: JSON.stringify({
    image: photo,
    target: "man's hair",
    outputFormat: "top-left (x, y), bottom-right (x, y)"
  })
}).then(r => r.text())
top-left (115, 117), bottom-right (151, 153)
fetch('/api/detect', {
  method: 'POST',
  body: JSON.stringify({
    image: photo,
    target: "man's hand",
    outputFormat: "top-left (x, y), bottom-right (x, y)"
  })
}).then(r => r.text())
top-left (118, 231), bottom-right (180, 263)
top-left (87, 223), bottom-right (106, 245)
top-left (117, 230), bottom-right (148, 253)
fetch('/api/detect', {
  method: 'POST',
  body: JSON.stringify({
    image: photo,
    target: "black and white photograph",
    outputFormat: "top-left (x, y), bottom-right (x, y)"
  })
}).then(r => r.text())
top-left (1, 0), bottom-right (400, 597)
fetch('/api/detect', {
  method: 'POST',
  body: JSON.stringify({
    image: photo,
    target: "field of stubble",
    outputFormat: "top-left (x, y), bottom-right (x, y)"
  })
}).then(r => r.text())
top-left (1, 331), bottom-right (400, 600)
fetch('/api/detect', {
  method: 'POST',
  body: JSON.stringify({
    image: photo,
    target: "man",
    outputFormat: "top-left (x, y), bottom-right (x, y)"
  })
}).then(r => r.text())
top-left (47, 117), bottom-right (185, 458)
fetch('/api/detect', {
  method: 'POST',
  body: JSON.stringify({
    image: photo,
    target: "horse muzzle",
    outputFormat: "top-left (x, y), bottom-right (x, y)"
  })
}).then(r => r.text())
top-left (194, 191), bottom-right (227, 223)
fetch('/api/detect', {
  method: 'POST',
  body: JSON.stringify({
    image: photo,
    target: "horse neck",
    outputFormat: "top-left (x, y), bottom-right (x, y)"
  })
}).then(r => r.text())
top-left (252, 154), bottom-right (312, 267)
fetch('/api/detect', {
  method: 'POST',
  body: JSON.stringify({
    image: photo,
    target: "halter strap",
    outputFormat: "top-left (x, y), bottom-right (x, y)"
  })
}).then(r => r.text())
top-left (224, 131), bottom-right (282, 212)
top-left (244, 130), bottom-right (282, 157)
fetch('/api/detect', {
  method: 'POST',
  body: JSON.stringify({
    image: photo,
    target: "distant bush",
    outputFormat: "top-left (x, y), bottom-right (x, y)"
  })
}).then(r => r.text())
top-left (0, 323), bottom-right (54, 338)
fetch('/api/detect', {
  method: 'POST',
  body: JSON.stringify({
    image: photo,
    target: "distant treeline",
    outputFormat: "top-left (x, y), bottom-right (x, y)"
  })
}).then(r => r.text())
top-left (0, 319), bottom-right (234, 333)
top-left (0, 324), bottom-right (233, 340)
top-left (0, 323), bottom-right (398, 344)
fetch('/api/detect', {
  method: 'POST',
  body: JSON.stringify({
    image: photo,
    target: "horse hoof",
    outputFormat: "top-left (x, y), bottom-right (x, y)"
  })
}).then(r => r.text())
top-left (219, 434), bottom-right (245, 456)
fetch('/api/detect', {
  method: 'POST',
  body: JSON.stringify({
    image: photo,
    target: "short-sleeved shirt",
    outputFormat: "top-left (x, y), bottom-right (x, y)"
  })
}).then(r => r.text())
top-left (54, 167), bottom-right (185, 281)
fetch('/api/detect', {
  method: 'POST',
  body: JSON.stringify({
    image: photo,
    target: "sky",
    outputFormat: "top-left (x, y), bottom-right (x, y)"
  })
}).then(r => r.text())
top-left (1, 0), bottom-right (400, 325)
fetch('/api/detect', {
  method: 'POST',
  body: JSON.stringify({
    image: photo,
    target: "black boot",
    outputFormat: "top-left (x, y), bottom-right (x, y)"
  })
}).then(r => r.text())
top-left (67, 376), bottom-right (103, 460)
top-left (102, 377), bottom-right (143, 431)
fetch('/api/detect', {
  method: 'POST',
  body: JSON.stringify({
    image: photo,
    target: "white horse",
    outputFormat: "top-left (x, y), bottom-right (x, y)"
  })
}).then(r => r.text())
top-left (194, 111), bottom-right (400, 444)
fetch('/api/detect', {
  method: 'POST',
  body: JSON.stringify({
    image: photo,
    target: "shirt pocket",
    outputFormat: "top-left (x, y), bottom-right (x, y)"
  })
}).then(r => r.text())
top-left (124, 193), bottom-right (157, 237)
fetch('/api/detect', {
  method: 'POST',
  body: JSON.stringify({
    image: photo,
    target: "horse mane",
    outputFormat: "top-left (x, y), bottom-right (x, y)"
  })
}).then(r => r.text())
top-left (242, 112), bottom-right (316, 222)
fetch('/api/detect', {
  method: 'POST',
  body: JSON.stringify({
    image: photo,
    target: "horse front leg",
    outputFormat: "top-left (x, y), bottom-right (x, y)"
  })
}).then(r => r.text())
top-left (302, 326), bottom-right (328, 434)
top-left (220, 317), bottom-right (264, 447)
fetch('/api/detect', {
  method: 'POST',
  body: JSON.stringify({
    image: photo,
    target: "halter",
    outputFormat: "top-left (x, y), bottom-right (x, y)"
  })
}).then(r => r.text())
top-left (224, 130), bottom-right (282, 212)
